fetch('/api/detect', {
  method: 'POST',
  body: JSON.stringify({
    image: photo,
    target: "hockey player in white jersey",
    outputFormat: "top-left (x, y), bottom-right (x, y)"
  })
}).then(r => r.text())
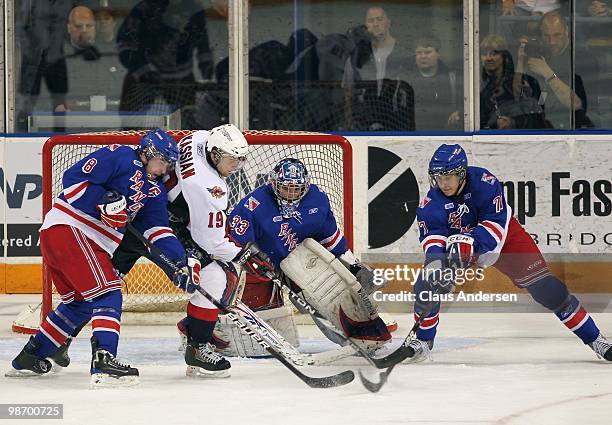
top-left (164, 124), bottom-right (275, 377)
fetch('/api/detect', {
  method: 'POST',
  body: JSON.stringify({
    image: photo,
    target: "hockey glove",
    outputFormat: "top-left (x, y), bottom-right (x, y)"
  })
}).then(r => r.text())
top-left (423, 259), bottom-right (456, 295)
top-left (96, 190), bottom-right (128, 229)
top-left (172, 252), bottom-right (202, 294)
top-left (233, 242), bottom-right (275, 278)
top-left (446, 234), bottom-right (477, 270)
top-left (349, 262), bottom-right (379, 294)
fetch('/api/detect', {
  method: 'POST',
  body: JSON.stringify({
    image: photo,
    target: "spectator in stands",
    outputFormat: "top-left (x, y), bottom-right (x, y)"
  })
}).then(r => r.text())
top-left (407, 35), bottom-right (461, 131)
top-left (587, 0), bottom-right (612, 16)
top-left (94, 2), bottom-right (118, 49)
top-left (520, 11), bottom-right (593, 128)
top-left (342, 6), bottom-right (415, 131)
top-left (501, 0), bottom-right (562, 16)
top-left (344, 6), bottom-right (412, 95)
top-left (15, 0), bottom-right (74, 130)
top-left (480, 34), bottom-right (546, 129)
top-left (57, 5), bottom-right (124, 113)
top-left (117, 0), bottom-right (213, 123)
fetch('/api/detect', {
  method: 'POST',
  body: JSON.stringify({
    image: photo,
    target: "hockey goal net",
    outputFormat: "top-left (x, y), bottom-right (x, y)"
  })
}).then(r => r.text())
top-left (13, 130), bottom-right (352, 333)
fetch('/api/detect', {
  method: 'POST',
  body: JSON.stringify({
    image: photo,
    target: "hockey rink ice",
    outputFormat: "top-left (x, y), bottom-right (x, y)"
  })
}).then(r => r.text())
top-left (1, 295), bottom-right (612, 425)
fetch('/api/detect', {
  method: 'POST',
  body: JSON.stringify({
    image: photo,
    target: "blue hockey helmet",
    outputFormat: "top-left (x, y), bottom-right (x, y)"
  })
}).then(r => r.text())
top-left (139, 129), bottom-right (179, 166)
top-left (269, 158), bottom-right (311, 219)
top-left (428, 144), bottom-right (468, 189)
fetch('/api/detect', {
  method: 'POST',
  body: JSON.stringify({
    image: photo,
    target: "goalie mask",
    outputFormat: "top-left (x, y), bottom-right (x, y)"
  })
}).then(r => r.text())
top-left (270, 158), bottom-right (311, 219)
top-left (428, 144), bottom-right (467, 196)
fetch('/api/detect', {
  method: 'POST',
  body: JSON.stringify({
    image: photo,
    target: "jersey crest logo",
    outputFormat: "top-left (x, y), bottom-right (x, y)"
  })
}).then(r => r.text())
top-left (448, 203), bottom-right (470, 231)
top-left (278, 223), bottom-right (298, 251)
top-left (481, 173), bottom-right (496, 185)
top-left (419, 197), bottom-right (431, 209)
top-left (207, 186), bottom-right (226, 199)
top-left (245, 196), bottom-right (260, 211)
top-left (148, 186), bottom-right (161, 197)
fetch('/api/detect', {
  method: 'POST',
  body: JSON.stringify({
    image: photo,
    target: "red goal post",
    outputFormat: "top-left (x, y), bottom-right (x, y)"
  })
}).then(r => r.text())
top-left (17, 130), bottom-right (353, 333)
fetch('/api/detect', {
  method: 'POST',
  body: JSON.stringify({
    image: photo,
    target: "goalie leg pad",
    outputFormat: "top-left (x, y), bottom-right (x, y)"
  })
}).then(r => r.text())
top-left (213, 306), bottom-right (298, 357)
top-left (281, 238), bottom-right (391, 345)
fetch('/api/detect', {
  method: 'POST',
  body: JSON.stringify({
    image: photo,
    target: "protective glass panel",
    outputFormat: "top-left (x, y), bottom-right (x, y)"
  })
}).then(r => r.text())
top-left (247, 0), bottom-right (464, 132)
top-left (13, 0), bottom-right (229, 133)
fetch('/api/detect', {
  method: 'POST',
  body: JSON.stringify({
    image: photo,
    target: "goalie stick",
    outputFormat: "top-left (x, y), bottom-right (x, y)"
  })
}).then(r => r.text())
top-left (126, 224), bottom-right (355, 389)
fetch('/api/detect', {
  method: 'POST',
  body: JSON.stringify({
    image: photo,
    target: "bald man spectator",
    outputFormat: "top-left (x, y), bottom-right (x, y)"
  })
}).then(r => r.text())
top-left (57, 5), bottom-right (124, 113)
top-left (519, 11), bottom-right (593, 128)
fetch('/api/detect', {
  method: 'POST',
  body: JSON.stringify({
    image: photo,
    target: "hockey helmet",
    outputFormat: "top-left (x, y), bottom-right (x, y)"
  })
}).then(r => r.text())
top-left (270, 158), bottom-right (311, 219)
top-left (139, 128), bottom-right (179, 166)
top-left (428, 144), bottom-right (468, 189)
top-left (206, 124), bottom-right (249, 167)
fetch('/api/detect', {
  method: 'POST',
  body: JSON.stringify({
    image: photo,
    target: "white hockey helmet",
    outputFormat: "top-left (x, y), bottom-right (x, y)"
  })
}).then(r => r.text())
top-left (206, 124), bottom-right (249, 163)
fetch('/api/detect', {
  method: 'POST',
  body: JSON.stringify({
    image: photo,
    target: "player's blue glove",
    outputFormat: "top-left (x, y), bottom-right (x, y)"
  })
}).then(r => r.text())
top-left (96, 190), bottom-right (128, 229)
top-left (233, 242), bottom-right (275, 278)
top-left (172, 252), bottom-right (201, 294)
top-left (446, 234), bottom-right (477, 270)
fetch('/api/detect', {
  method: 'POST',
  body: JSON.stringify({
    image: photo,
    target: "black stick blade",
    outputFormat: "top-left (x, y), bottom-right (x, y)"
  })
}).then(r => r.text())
top-left (304, 369), bottom-right (356, 389)
top-left (358, 365), bottom-right (395, 393)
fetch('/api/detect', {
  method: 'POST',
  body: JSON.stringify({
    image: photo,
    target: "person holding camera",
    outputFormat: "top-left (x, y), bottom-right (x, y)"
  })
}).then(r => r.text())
top-left (518, 11), bottom-right (593, 128)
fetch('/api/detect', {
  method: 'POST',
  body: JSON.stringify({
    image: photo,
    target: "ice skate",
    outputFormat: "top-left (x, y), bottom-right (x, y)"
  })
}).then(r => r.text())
top-left (90, 338), bottom-right (139, 388)
top-left (403, 338), bottom-right (433, 363)
top-left (588, 333), bottom-right (612, 361)
top-left (185, 342), bottom-right (231, 378)
top-left (49, 337), bottom-right (73, 369)
top-left (5, 336), bottom-right (52, 378)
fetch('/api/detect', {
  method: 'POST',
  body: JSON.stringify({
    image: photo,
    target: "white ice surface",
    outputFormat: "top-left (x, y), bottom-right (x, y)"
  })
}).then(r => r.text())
top-left (1, 294), bottom-right (612, 425)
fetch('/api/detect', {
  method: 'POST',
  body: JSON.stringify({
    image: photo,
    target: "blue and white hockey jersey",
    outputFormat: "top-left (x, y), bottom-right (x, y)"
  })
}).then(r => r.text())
top-left (416, 166), bottom-right (512, 267)
top-left (229, 184), bottom-right (347, 267)
top-left (41, 144), bottom-right (185, 261)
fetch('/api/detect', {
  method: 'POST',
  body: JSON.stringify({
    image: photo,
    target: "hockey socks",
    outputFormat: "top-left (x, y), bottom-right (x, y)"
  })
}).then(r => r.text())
top-left (555, 295), bottom-right (600, 344)
top-left (527, 276), bottom-right (599, 344)
top-left (186, 302), bottom-right (218, 344)
top-left (34, 300), bottom-right (92, 359)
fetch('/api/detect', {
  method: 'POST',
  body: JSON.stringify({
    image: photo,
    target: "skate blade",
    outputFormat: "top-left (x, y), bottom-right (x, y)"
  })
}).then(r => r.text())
top-left (5, 368), bottom-right (51, 378)
top-left (185, 366), bottom-right (230, 379)
top-left (90, 373), bottom-right (140, 389)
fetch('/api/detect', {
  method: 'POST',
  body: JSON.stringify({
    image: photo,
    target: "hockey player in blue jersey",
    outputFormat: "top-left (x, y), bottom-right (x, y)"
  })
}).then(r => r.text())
top-left (228, 158), bottom-right (392, 346)
top-left (5, 129), bottom-right (201, 387)
top-left (406, 143), bottom-right (612, 362)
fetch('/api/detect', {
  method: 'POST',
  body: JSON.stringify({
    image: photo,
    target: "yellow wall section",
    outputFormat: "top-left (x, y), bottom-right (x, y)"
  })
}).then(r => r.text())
top-left (3, 262), bottom-right (612, 294)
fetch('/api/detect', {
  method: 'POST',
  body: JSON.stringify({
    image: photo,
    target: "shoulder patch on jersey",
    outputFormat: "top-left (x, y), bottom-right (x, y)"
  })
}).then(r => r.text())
top-left (196, 143), bottom-right (205, 157)
top-left (133, 159), bottom-right (143, 167)
top-left (308, 207), bottom-right (318, 214)
top-left (419, 197), bottom-right (431, 208)
top-left (444, 202), bottom-right (454, 209)
top-left (207, 186), bottom-right (226, 199)
top-left (245, 196), bottom-right (260, 211)
top-left (481, 172), bottom-right (497, 185)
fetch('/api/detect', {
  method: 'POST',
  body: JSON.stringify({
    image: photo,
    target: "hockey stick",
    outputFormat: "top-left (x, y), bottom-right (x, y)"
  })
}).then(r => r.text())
top-left (126, 224), bottom-right (355, 388)
top-left (268, 272), bottom-right (414, 369)
top-left (358, 300), bottom-right (437, 393)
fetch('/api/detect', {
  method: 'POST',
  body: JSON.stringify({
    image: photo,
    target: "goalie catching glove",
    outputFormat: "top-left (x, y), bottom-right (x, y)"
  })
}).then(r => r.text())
top-left (172, 251), bottom-right (202, 293)
top-left (97, 190), bottom-right (128, 229)
top-left (233, 242), bottom-right (275, 278)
